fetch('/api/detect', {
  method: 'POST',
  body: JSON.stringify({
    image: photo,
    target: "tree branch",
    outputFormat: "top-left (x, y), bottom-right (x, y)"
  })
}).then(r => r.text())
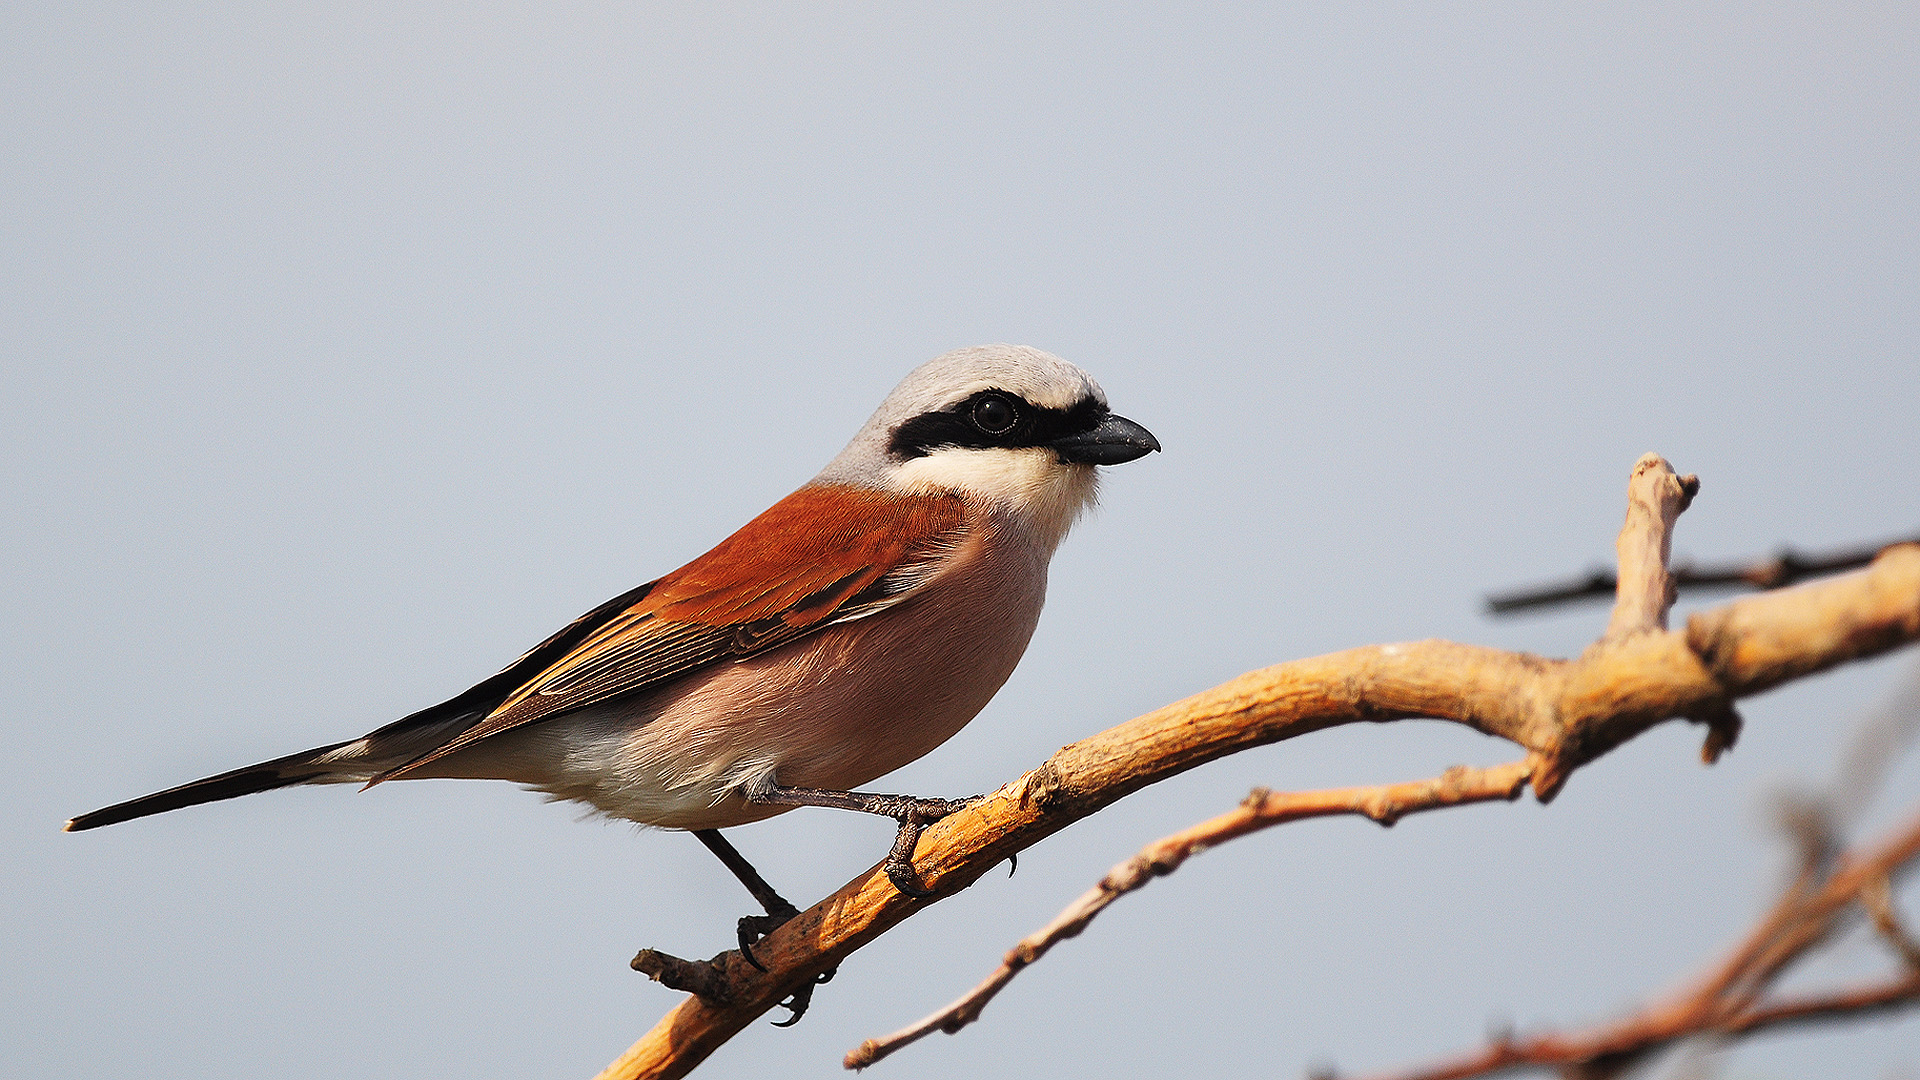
top-left (593, 456), bottom-right (1920, 1080)
top-left (844, 762), bottom-right (1535, 1069)
top-left (1605, 452), bottom-right (1698, 637)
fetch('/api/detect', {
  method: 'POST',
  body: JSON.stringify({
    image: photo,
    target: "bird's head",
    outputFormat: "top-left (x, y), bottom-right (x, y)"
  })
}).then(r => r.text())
top-left (818, 345), bottom-right (1160, 547)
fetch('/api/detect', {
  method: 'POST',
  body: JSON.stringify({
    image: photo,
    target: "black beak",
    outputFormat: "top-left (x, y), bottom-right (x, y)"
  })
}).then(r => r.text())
top-left (1049, 413), bottom-right (1161, 466)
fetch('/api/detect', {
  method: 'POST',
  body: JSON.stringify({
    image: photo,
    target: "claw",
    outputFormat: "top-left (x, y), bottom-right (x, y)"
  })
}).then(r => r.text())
top-left (772, 982), bottom-right (815, 1026)
top-left (736, 912), bottom-right (793, 973)
top-left (770, 967), bottom-right (837, 1027)
top-left (886, 859), bottom-right (935, 899)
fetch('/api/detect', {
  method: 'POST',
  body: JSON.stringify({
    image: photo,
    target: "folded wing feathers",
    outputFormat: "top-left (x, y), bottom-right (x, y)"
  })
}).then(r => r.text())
top-left (370, 487), bottom-right (972, 783)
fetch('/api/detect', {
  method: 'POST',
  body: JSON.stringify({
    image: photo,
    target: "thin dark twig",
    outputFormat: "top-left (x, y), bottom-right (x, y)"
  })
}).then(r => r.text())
top-left (1486, 533), bottom-right (1920, 615)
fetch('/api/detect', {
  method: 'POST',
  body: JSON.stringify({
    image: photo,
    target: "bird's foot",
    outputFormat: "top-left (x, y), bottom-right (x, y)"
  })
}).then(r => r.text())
top-left (734, 902), bottom-right (800, 972)
top-left (739, 912), bottom-right (838, 1025)
top-left (737, 780), bottom-right (992, 900)
top-left (771, 967), bottom-right (836, 1027)
top-left (879, 793), bottom-right (983, 899)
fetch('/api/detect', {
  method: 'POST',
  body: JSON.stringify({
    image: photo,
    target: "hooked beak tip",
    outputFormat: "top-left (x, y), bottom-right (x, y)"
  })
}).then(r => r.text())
top-left (1051, 413), bottom-right (1160, 466)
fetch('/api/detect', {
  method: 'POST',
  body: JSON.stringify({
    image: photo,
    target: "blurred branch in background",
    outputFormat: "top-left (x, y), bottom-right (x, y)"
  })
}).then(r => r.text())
top-left (1486, 533), bottom-right (1920, 616)
top-left (597, 457), bottom-right (1920, 1079)
top-left (1338, 662), bottom-right (1920, 1080)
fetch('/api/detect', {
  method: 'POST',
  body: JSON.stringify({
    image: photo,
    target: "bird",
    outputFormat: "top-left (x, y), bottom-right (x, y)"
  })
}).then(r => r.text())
top-left (65, 344), bottom-right (1158, 1008)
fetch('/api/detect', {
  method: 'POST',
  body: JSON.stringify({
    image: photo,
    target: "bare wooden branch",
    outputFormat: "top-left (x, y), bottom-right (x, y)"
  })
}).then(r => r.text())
top-left (601, 548), bottom-right (1920, 1080)
top-left (630, 951), bottom-right (733, 1005)
top-left (1605, 453), bottom-right (1699, 638)
top-left (1488, 534), bottom-right (1920, 615)
top-left (589, 453), bottom-right (1920, 1080)
top-left (842, 463), bottom-right (1881, 1071)
top-left (844, 762), bottom-right (1534, 1069)
top-left (1338, 809), bottom-right (1920, 1080)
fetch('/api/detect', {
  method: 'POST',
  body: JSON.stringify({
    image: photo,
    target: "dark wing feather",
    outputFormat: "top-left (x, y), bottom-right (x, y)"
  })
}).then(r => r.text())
top-left (351, 577), bottom-right (662, 746)
top-left (371, 485), bottom-right (969, 781)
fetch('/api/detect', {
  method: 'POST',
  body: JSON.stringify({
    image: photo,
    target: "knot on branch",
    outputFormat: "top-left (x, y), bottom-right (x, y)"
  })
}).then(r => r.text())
top-left (1018, 760), bottom-right (1076, 815)
top-left (1691, 700), bottom-right (1745, 764)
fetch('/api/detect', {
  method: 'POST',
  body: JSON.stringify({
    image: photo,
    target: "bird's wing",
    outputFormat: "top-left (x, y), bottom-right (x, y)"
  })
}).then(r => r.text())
top-left (370, 485), bottom-right (971, 782)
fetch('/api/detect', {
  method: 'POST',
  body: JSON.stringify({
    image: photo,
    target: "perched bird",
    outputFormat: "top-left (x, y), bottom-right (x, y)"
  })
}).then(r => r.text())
top-left (66, 344), bottom-right (1157, 991)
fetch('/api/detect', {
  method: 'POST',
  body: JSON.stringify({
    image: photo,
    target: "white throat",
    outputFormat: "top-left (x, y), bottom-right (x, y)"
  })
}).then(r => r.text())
top-left (891, 447), bottom-right (1099, 552)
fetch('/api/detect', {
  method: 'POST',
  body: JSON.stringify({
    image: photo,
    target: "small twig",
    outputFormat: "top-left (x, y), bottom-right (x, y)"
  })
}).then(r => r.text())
top-left (845, 762), bottom-right (1533, 1069)
top-left (1723, 970), bottom-right (1920, 1034)
top-left (1488, 534), bottom-right (1920, 615)
top-left (630, 951), bottom-right (734, 1006)
top-left (1605, 453), bottom-right (1699, 638)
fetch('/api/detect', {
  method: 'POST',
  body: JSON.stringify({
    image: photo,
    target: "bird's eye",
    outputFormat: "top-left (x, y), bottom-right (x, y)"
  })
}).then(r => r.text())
top-left (971, 395), bottom-right (1017, 435)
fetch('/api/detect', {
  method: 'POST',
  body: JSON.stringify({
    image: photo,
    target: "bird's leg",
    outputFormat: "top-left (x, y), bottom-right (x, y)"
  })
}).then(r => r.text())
top-left (695, 830), bottom-right (797, 940)
top-left (694, 829), bottom-right (799, 966)
top-left (691, 828), bottom-right (833, 1026)
top-left (741, 777), bottom-right (980, 899)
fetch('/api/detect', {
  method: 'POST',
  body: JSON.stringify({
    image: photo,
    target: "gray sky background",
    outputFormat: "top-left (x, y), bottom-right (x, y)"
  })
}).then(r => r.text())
top-left (5, 5), bottom-right (1918, 1078)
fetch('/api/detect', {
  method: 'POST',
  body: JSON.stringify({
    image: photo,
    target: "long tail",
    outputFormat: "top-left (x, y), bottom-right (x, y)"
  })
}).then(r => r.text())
top-left (64, 740), bottom-right (355, 832)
